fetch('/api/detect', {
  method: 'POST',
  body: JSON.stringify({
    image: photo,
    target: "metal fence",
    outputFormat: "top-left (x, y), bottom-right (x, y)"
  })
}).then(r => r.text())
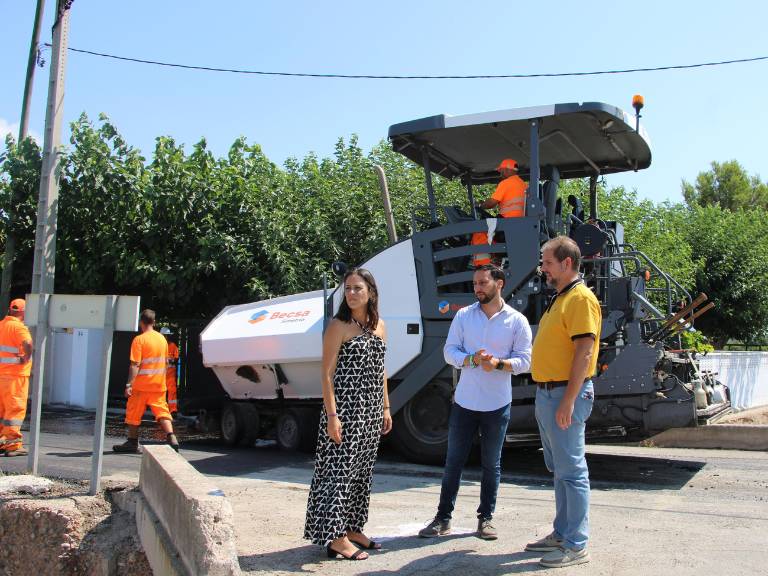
top-left (699, 352), bottom-right (768, 410)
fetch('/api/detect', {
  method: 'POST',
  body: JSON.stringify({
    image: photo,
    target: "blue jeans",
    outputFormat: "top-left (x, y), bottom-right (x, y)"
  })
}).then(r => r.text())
top-left (535, 380), bottom-right (594, 550)
top-left (437, 402), bottom-right (511, 521)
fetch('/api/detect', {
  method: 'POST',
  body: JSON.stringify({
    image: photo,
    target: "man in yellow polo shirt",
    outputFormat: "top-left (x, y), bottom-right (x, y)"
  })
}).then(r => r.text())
top-left (526, 236), bottom-right (601, 569)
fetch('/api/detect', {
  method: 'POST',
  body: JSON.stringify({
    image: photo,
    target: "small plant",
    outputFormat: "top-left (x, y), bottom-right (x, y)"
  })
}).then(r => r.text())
top-left (680, 330), bottom-right (715, 353)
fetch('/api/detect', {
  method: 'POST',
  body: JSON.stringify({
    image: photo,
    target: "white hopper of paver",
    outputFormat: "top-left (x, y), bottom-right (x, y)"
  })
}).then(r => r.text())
top-left (200, 291), bottom-right (325, 399)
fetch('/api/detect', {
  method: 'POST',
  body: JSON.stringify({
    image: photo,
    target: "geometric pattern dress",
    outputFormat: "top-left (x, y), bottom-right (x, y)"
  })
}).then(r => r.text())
top-left (304, 320), bottom-right (387, 546)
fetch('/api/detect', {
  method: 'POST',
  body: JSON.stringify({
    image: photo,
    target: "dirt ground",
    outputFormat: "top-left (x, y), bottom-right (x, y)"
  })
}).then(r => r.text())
top-left (716, 405), bottom-right (768, 425)
top-left (0, 477), bottom-right (151, 576)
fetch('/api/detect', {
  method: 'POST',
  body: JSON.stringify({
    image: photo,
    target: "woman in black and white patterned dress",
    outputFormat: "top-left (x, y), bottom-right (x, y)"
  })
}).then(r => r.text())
top-left (304, 268), bottom-right (392, 561)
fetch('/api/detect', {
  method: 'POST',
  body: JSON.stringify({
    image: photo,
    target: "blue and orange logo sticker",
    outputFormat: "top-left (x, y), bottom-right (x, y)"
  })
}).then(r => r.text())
top-left (438, 300), bottom-right (450, 314)
top-left (248, 310), bottom-right (269, 324)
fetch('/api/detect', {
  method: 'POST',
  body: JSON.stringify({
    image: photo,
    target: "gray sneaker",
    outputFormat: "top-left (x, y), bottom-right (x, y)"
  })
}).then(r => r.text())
top-left (418, 517), bottom-right (451, 538)
top-left (525, 532), bottom-right (563, 552)
top-left (477, 517), bottom-right (498, 540)
top-left (539, 546), bottom-right (590, 568)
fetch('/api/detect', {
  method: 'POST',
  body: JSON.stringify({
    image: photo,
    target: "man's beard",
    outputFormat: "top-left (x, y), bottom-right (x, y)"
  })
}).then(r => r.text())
top-left (476, 286), bottom-right (498, 304)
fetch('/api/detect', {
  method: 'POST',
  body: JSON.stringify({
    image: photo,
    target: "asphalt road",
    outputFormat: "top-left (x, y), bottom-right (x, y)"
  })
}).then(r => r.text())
top-left (2, 411), bottom-right (767, 575)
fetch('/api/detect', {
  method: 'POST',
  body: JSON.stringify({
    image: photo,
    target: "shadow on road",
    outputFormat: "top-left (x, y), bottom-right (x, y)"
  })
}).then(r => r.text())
top-left (356, 549), bottom-right (540, 576)
top-left (238, 542), bottom-right (541, 575)
top-left (238, 543), bottom-right (317, 573)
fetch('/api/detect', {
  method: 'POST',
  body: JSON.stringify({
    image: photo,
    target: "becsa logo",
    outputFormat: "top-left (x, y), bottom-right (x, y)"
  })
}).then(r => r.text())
top-left (249, 310), bottom-right (269, 324)
top-left (437, 301), bottom-right (469, 315)
top-left (248, 308), bottom-right (312, 324)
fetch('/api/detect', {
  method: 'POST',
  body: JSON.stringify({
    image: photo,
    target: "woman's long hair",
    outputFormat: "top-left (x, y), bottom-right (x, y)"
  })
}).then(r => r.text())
top-left (335, 268), bottom-right (380, 331)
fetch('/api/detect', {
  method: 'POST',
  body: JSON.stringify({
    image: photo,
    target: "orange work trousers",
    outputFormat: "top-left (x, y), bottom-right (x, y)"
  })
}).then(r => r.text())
top-left (125, 390), bottom-right (172, 426)
top-left (166, 377), bottom-right (178, 414)
top-left (0, 375), bottom-right (29, 452)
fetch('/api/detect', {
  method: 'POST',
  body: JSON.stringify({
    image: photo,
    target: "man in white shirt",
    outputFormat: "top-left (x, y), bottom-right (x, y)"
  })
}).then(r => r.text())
top-left (419, 265), bottom-right (532, 540)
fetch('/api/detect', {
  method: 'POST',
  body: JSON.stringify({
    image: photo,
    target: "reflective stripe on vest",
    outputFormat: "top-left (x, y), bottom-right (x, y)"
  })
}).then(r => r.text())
top-left (473, 253), bottom-right (492, 265)
top-left (141, 356), bottom-right (165, 365)
top-left (138, 367), bottom-right (165, 375)
top-left (0, 357), bottom-right (20, 364)
top-left (500, 197), bottom-right (525, 217)
top-left (1, 418), bottom-right (24, 427)
top-left (0, 345), bottom-right (20, 354)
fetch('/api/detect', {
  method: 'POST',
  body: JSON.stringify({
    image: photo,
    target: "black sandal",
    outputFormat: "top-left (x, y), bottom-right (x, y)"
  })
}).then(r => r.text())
top-left (351, 538), bottom-right (382, 550)
top-left (326, 545), bottom-right (368, 560)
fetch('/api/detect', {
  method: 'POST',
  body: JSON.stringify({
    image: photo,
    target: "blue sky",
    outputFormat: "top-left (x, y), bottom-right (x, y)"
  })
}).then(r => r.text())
top-left (2, 0), bottom-right (767, 203)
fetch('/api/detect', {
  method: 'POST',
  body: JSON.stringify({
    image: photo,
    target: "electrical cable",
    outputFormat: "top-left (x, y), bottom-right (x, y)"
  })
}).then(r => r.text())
top-left (44, 44), bottom-right (768, 80)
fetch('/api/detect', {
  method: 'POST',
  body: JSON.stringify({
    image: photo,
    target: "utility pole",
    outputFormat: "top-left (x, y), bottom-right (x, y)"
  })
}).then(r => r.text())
top-left (1, 0), bottom-right (47, 312)
top-left (28, 0), bottom-right (72, 475)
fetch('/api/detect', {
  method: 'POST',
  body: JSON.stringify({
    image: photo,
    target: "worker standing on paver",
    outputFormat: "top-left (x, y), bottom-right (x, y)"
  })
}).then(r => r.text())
top-left (471, 158), bottom-right (527, 267)
top-left (526, 236), bottom-right (601, 568)
top-left (113, 309), bottom-right (179, 453)
top-left (476, 158), bottom-right (528, 218)
top-left (160, 327), bottom-right (179, 417)
top-left (0, 299), bottom-right (33, 457)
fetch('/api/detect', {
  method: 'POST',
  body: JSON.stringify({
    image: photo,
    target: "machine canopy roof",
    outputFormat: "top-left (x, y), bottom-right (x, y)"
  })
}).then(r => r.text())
top-left (388, 102), bottom-right (651, 184)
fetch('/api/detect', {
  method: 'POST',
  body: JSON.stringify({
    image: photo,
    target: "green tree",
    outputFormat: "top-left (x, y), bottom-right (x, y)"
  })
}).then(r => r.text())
top-left (685, 205), bottom-right (768, 347)
top-left (0, 135), bottom-right (42, 298)
top-left (682, 160), bottom-right (768, 211)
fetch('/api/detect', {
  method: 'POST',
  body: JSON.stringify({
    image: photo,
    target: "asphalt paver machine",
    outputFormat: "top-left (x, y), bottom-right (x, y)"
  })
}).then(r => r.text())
top-left (201, 100), bottom-right (730, 462)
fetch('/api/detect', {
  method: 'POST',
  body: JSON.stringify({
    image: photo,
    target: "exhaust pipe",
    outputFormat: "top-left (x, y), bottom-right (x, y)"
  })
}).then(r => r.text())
top-left (374, 165), bottom-right (398, 244)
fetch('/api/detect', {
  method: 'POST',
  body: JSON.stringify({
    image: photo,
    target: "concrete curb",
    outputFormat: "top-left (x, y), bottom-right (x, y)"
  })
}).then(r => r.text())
top-left (649, 425), bottom-right (768, 450)
top-left (139, 445), bottom-right (241, 576)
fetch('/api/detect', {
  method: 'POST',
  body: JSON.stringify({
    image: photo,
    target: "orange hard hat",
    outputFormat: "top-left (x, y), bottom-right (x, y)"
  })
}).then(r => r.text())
top-left (496, 158), bottom-right (519, 171)
top-left (9, 298), bottom-right (25, 312)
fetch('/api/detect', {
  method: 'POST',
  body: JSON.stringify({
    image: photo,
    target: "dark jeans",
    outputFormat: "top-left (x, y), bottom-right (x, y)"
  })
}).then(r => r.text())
top-left (437, 402), bottom-right (511, 521)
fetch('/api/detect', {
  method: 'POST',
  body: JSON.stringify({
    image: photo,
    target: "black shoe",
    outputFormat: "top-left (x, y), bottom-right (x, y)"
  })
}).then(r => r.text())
top-left (167, 433), bottom-right (180, 452)
top-left (112, 440), bottom-right (140, 454)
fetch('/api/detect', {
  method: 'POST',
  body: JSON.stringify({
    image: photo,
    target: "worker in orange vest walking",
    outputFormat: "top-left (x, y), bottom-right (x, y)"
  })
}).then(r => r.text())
top-left (477, 159), bottom-right (528, 218)
top-left (0, 299), bottom-right (33, 457)
top-left (160, 327), bottom-right (179, 417)
top-left (113, 309), bottom-right (179, 453)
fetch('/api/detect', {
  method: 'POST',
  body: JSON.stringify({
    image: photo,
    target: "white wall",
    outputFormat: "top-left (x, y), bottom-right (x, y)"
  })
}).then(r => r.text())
top-left (50, 328), bottom-right (105, 410)
top-left (699, 352), bottom-right (768, 410)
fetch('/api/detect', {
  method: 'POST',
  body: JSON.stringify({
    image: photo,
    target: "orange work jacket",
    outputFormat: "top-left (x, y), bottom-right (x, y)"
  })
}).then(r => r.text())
top-left (0, 316), bottom-right (32, 378)
top-left (130, 329), bottom-right (168, 392)
top-left (491, 175), bottom-right (527, 217)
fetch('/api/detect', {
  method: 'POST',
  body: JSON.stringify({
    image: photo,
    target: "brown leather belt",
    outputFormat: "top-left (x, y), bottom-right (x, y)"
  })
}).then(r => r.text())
top-left (535, 378), bottom-right (590, 390)
top-left (535, 380), bottom-right (569, 390)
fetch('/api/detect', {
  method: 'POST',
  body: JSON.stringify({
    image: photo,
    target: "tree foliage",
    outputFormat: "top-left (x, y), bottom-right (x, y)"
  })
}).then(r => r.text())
top-left (1, 116), bottom-right (767, 345)
top-left (0, 114), bottom-right (465, 318)
top-left (682, 160), bottom-right (768, 211)
top-left (684, 205), bottom-right (768, 347)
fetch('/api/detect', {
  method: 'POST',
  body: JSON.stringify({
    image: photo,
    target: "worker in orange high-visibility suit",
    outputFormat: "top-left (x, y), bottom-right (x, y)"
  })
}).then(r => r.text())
top-left (471, 232), bottom-right (494, 268)
top-left (0, 299), bottom-right (33, 457)
top-left (477, 159), bottom-right (528, 218)
top-left (160, 327), bottom-right (179, 417)
top-left (113, 309), bottom-right (179, 453)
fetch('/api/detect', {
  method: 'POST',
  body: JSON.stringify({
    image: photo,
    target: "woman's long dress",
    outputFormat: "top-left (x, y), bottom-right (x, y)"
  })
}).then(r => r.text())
top-left (304, 321), bottom-right (386, 546)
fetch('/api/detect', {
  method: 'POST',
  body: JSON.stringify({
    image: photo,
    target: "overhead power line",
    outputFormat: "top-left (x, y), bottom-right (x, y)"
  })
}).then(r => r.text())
top-left (46, 44), bottom-right (768, 79)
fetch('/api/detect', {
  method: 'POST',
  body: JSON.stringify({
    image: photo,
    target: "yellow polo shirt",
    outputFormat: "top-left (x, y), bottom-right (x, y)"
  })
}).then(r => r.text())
top-left (531, 281), bottom-right (602, 382)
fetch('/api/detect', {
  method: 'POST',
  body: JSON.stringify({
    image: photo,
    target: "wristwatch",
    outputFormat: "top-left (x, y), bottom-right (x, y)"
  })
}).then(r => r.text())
top-left (495, 359), bottom-right (505, 371)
